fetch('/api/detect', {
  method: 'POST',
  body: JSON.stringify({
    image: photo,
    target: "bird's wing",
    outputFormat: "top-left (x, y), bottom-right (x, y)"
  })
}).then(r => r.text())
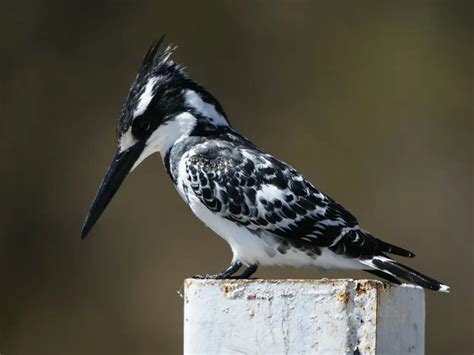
top-left (184, 144), bottom-right (413, 259)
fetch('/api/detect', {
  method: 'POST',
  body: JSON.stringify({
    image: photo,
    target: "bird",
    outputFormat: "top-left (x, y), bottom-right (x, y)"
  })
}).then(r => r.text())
top-left (81, 35), bottom-right (449, 292)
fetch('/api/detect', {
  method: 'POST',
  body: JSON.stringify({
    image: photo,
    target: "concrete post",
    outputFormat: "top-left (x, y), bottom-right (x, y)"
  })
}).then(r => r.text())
top-left (183, 279), bottom-right (424, 355)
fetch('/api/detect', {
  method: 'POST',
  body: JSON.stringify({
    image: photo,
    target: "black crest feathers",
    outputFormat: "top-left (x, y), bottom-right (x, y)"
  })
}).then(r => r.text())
top-left (140, 34), bottom-right (177, 73)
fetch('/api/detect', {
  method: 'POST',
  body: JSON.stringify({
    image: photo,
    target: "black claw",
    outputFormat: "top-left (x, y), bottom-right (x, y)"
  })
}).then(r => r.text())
top-left (192, 261), bottom-right (242, 279)
top-left (192, 274), bottom-right (214, 279)
top-left (191, 273), bottom-right (230, 280)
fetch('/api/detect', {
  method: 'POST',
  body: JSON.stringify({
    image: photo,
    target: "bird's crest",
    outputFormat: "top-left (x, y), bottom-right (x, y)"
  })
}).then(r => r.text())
top-left (117, 34), bottom-right (186, 138)
top-left (139, 34), bottom-right (180, 77)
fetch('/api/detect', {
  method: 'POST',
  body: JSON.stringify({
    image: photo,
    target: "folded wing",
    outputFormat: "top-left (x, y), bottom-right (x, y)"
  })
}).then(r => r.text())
top-left (184, 142), bottom-right (414, 260)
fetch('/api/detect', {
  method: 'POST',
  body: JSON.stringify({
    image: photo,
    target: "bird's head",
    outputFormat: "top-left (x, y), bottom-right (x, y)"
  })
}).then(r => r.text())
top-left (81, 35), bottom-right (230, 238)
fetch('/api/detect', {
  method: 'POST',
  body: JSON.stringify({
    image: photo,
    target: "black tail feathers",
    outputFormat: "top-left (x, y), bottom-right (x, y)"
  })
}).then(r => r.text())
top-left (368, 256), bottom-right (449, 292)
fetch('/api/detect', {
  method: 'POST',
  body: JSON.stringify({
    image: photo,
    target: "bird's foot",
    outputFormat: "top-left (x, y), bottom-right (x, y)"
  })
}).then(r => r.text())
top-left (192, 264), bottom-right (258, 280)
top-left (234, 264), bottom-right (258, 279)
top-left (192, 261), bottom-right (243, 280)
top-left (192, 273), bottom-right (230, 280)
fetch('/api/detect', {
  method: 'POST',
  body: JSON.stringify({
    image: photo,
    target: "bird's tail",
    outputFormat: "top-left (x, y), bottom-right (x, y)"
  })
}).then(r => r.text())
top-left (362, 256), bottom-right (450, 293)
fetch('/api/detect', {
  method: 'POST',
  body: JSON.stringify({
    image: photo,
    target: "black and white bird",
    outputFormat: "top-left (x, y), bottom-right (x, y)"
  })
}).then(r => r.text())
top-left (81, 36), bottom-right (449, 292)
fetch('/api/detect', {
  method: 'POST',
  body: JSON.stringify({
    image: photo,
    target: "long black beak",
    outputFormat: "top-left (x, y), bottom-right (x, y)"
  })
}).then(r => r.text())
top-left (81, 142), bottom-right (145, 239)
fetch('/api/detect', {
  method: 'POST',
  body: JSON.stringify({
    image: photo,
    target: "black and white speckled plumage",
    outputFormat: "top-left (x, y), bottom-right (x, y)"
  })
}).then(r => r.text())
top-left (82, 37), bottom-right (449, 292)
top-left (172, 134), bottom-right (412, 261)
top-left (165, 128), bottom-right (425, 279)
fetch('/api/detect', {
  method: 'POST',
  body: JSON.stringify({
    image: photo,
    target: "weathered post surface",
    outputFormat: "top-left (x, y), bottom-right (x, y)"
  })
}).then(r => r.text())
top-left (184, 279), bottom-right (425, 355)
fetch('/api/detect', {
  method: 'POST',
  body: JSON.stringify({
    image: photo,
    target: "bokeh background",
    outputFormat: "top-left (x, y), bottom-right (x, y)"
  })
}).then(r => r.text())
top-left (1, 1), bottom-right (472, 354)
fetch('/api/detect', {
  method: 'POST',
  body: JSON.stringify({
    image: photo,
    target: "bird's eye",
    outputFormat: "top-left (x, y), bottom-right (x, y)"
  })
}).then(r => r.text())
top-left (132, 116), bottom-right (151, 138)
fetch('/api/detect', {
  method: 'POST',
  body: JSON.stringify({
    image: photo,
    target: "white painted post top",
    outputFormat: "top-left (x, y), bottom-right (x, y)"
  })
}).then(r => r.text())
top-left (183, 279), bottom-right (425, 355)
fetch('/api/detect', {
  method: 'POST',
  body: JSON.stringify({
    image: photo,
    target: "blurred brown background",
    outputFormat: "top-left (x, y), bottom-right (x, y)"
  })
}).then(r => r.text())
top-left (0, 1), bottom-right (472, 354)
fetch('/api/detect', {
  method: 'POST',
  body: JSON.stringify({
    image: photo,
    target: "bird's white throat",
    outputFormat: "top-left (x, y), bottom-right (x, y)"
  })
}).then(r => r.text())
top-left (131, 112), bottom-right (197, 170)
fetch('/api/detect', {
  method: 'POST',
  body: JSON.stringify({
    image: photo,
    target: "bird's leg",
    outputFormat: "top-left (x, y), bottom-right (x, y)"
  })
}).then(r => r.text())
top-left (192, 261), bottom-right (242, 279)
top-left (232, 264), bottom-right (258, 279)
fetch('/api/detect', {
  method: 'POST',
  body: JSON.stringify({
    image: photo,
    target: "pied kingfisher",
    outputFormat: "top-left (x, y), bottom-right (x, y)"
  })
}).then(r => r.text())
top-left (81, 36), bottom-right (449, 292)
